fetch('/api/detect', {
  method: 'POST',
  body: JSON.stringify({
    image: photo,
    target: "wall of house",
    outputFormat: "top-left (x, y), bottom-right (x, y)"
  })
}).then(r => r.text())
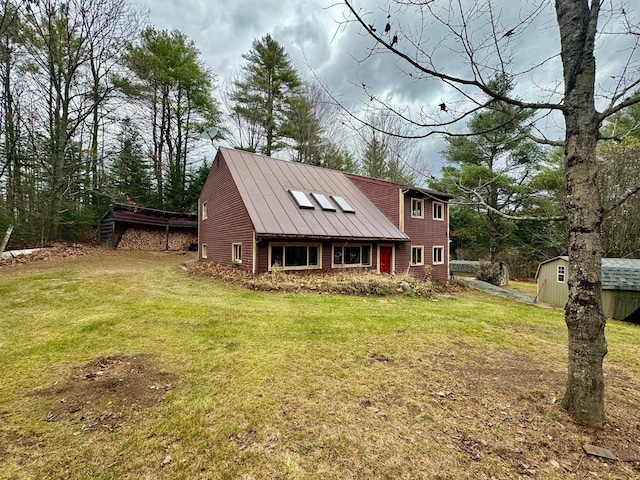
top-left (346, 175), bottom-right (401, 228)
top-left (198, 154), bottom-right (254, 272)
top-left (402, 194), bottom-right (449, 280)
top-left (536, 259), bottom-right (569, 307)
top-left (347, 175), bottom-right (450, 280)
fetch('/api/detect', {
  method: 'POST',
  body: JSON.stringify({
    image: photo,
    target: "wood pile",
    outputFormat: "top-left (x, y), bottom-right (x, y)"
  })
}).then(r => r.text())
top-left (167, 231), bottom-right (197, 251)
top-left (0, 243), bottom-right (103, 268)
top-left (117, 226), bottom-right (196, 251)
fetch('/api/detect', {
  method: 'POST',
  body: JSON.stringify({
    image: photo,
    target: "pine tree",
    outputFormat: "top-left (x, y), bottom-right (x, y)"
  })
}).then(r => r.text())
top-left (231, 34), bottom-right (301, 156)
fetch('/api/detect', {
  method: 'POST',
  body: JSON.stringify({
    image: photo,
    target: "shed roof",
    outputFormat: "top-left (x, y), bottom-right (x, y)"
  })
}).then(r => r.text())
top-left (536, 256), bottom-right (640, 291)
top-left (101, 204), bottom-right (197, 228)
top-left (218, 148), bottom-right (409, 242)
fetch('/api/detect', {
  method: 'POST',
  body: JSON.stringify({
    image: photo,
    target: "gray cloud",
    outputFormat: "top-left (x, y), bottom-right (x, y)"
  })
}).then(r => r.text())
top-left (140, 0), bottom-right (639, 178)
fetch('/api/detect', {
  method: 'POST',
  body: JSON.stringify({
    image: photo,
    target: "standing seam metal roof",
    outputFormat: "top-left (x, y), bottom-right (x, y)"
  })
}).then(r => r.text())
top-left (219, 148), bottom-right (409, 241)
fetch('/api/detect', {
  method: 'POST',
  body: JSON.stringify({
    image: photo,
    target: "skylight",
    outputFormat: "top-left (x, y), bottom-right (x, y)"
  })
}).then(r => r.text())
top-left (289, 190), bottom-right (314, 209)
top-left (311, 192), bottom-right (336, 211)
top-left (331, 195), bottom-right (355, 213)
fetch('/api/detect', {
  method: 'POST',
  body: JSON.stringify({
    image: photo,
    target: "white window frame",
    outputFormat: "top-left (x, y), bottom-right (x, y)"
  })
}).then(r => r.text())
top-left (433, 202), bottom-right (444, 221)
top-left (411, 198), bottom-right (424, 219)
top-left (411, 245), bottom-right (424, 266)
top-left (433, 246), bottom-right (444, 265)
top-left (201, 243), bottom-right (207, 259)
top-left (232, 243), bottom-right (242, 264)
top-left (201, 201), bottom-right (208, 220)
top-left (332, 244), bottom-right (372, 268)
top-left (557, 265), bottom-right (566, 283)
top-left (268, 243), bottom-right (322, 271)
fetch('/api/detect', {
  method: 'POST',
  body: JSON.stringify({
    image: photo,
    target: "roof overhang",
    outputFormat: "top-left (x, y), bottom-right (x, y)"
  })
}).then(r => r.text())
top-left (256, 233), bottom-right (409, 243)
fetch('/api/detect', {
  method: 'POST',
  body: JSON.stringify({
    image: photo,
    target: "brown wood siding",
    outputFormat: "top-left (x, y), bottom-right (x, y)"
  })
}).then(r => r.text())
top-left (402, 196), bottom-right (449, 280)
top-left (198, 153), bottom-right (254, 272)
top-left (349, 173), bottom-right (450, 280)
top-left (346, 175), bottom-right (401, 228)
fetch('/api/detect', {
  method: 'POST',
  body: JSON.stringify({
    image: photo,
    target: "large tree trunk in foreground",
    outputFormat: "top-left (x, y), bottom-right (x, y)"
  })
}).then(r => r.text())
top-left (557, 0), bottom-right (606, 427)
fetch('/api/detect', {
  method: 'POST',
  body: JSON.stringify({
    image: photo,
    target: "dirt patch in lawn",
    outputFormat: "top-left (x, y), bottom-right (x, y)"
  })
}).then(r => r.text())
top-left (32, 354), bottom-right (178, 432)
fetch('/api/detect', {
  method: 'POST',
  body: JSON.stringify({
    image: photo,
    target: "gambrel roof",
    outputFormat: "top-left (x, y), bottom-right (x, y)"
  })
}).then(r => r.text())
top-left (218, 148), bottom-right (410, 242)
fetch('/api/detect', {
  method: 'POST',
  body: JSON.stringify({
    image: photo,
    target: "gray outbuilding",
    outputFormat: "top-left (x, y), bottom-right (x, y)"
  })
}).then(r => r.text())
top-left (535, 256), bottom-right (640, 321)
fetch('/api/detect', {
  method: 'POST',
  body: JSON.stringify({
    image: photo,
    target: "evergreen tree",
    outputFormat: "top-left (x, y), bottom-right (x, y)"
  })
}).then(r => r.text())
top-left (231, 34), bottom-right (301, 156)
top-left (123, 27), bottom-right (221, 210)
top-left (435, 75), bottom-right (544, 262)
top-left (109, 119), bottom-right (152, 206)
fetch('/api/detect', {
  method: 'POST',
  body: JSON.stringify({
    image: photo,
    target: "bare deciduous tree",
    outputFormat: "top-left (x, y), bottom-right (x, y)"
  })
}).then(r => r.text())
top-left (339, 0), bottom-right (640, 426)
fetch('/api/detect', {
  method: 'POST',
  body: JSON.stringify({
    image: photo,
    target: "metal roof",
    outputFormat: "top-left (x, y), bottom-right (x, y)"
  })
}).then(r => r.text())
top-left (344, 172), bottom-right (454, 201)
top-left (536, 256), bottom-right (640, 291)
top-left (218, 148), bottom-right (409, 242)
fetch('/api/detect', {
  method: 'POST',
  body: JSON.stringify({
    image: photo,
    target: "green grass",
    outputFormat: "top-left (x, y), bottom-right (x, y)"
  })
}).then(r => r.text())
top-left (1, 252), bottom-right (639, 479)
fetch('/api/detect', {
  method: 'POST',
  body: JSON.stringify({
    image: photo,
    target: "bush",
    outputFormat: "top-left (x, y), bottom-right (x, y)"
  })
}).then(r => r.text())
top-left (186, 263), bottom-right (466, 298)
top-left (473, 261), bottom-right (502, 285)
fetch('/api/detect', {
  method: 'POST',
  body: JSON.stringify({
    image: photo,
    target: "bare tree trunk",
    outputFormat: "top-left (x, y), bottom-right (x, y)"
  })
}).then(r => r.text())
top-left (556, 0), bottom-right (606, 427)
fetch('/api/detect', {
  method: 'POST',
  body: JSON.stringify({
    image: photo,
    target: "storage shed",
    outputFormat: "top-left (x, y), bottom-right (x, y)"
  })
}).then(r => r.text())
top-left (535, 256), bottom-right (640, 321)
top-left (99, 204), bottom-right (197, 251)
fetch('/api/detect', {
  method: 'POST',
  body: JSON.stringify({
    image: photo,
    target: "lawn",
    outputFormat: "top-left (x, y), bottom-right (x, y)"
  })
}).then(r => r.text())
top-left (1, 251), bottom-right (639, 479)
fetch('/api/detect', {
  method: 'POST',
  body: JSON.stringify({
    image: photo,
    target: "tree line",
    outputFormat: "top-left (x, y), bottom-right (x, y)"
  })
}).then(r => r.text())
top-left (0, 0), bottom-right (421, 248)
top-left (428, 80), bottom-right (640, 278)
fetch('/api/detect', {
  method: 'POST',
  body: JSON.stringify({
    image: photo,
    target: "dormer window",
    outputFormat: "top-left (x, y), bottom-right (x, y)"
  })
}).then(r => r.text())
top-left (411, 198), bottom-right (424, 218)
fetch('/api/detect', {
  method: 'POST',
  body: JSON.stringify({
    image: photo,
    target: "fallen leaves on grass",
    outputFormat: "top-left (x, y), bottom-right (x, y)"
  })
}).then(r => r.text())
top-left (186, 261), bottom-right (467, 297)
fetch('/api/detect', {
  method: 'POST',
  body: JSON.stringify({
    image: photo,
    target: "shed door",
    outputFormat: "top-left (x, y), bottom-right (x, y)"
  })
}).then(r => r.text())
top-left (380, 246), bottom-right (392, 274)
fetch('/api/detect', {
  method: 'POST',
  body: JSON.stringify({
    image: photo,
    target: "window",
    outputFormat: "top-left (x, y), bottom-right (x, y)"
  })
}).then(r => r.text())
top-left (411, 198), bottom-right (424, 218)
top-left (269, 243), bottom-right (321, 271)
top-left (433, 202), bottom-right (444, 221)
top-left (201, 244), bottom-right (207, 259)
top-left (333, 244), bottom-right (372, 268)
top-left (433, 246), bottom-right (444, 265)
top-left (311, 192), bottom-right (336, 211)
top-left (331, 195), bottom-right (355, 213)
top-left (411, 246), bottom-right (424, 266)
top-left (232, 243), bottom-right (242, 264)
top-left (289, 190), bottom-right (314, 209)
top-left (201, 201), bottom-right (208, 220)
top-left (557, 265), bottom-right (566, 283)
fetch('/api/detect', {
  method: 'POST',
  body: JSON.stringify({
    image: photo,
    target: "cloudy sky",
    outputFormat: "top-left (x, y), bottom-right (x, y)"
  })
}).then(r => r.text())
top-left (138, 0), bottom-right (639, 178)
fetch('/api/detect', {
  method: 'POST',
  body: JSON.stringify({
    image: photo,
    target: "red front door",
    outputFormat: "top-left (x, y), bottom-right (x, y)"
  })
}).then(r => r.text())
top-left (379, 246), bottom-right (392, 274)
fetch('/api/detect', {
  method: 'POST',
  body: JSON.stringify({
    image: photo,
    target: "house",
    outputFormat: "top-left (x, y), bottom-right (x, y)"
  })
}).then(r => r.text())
top-left (99, 203), bottom-right (197, 251)
top-left (536, 256), bottom-right (640, 321)
top-left (197, 148), bottom-right (453, 279)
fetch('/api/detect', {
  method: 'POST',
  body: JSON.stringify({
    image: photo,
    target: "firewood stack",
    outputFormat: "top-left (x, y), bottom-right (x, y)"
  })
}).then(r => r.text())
top-left (117, 227), bottom-right (196, 251)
